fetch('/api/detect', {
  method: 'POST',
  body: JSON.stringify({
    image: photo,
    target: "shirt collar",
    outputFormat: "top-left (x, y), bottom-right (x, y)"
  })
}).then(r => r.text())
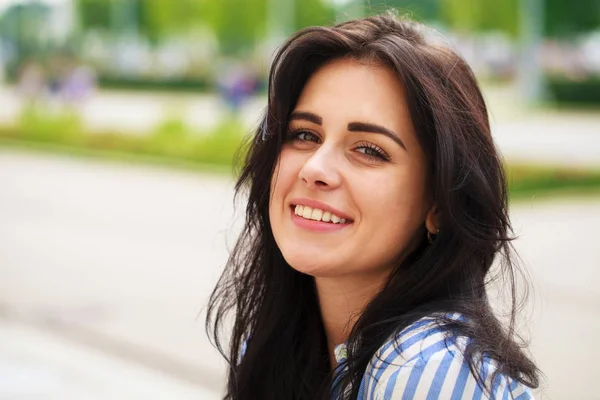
top-left (333, 343), bottom-right (348, 364)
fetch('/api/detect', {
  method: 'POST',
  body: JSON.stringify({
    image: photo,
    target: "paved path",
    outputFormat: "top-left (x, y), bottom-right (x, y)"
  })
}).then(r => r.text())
top-left (0, 150), bottom-right (599, 398)
top-left (0, 321), bottom-right (217, 399)
top-left (0, 150), bottom-right (239, 397)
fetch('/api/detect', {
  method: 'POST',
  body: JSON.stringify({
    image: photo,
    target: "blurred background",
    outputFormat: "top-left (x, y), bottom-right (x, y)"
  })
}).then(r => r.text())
top-left (0, 0), bottom-right (598, 398)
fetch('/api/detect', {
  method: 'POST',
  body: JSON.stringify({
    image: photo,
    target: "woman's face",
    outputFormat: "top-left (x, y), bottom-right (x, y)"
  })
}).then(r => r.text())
top-left (269, 58), bottom-right (435, 280)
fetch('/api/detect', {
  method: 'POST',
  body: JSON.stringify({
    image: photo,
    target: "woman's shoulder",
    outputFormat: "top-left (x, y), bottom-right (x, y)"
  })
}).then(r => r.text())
top-left (358, 314), bottom-right (534, 399)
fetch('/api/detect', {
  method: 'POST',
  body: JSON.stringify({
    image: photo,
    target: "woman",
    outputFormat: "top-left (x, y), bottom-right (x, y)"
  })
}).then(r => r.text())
top-left (207, 13), bottom-right (540, 399)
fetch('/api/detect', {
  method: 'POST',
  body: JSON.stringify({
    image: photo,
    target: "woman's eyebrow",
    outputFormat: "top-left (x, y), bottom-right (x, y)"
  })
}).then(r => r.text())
top-left (289, 112), bottom-right (406, 150)
top-left (289, 111), bottom-right (322, 125)
top-left (347, 121), bottom-right (406, 150)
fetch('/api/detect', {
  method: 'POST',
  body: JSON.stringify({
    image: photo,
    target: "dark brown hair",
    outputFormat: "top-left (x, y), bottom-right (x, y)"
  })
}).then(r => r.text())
top-left (207, 13), bottom-right (539, 399)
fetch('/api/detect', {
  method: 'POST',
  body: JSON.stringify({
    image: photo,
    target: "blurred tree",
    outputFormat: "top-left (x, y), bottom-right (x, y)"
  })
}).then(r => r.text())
top-left (545, 0), bottom-right (600, 37)
top-left (0, 2), bottom-right (52, 45)
top-left (137, 0), bottom-right (204, 42)
top-left (72, 0), bottom-right (338, 54)
top-left (294, 0), bottom-right (336, 29)
top-left (365, 0), bottom-right (439, 21)
top-left (74, 0), bottom-right (111, 30)
top-left (479, 0), bottom-right (519, 36)
top-left (205, 0), bottom-right (333, 54)
top-left (203, 0), bottom-right (267, 54)
top-left (442, 0), bottom-right (600, 38)
top-left (441, 0), bottom-right (519, 36)
top-left (0, 2), bottom-right (52, 77)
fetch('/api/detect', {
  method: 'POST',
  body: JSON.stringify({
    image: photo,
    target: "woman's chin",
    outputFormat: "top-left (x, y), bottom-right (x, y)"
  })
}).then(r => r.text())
top-left (283, 252), bottom-right (342, 277)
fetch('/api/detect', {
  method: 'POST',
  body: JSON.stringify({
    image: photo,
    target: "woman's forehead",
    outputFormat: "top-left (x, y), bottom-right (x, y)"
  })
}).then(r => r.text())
top-left (297, 58), bottom-right (405, 103)
top-left (291, 58), bottom-right (416, 144)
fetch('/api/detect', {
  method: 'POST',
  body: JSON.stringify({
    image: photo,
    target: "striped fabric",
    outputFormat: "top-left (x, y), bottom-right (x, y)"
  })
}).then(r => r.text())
top-left (333, 315), bottom-right (534, 399)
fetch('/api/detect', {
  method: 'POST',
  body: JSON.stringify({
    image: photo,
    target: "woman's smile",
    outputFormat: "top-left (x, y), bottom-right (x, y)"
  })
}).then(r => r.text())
top-left (289, 198), bottom-right (353, 232)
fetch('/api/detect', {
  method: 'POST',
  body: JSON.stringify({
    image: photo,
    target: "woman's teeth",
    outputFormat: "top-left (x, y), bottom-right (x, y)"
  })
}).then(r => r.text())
top-left (294, 205), bottom-right (347, 224)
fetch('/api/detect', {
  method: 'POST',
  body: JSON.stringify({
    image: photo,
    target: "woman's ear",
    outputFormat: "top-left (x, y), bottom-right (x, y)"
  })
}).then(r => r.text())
top-left (425, 204), bottom-right (441, 234)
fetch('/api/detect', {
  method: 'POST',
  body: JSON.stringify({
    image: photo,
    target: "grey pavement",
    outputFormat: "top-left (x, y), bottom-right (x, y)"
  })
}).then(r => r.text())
top-left (0, 150), bottom-right (599, 399)
top-left (0, 150), bottom-right (240, 398)
top-left (0, 320), bottom-right (218, 399)
top-left (493, 112), bottom-right (600, 168)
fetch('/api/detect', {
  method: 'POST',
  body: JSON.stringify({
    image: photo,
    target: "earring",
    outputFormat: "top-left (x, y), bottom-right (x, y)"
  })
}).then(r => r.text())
top-left (427, 229), bottom-right (439, 244)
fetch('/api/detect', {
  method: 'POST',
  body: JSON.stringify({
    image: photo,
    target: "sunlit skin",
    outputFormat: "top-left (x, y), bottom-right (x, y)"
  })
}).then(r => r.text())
top-left (268, 58), bottom-right (440, 366)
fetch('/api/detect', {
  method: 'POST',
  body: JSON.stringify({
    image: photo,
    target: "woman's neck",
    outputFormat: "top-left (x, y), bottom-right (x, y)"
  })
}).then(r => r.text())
top-left (314, 274), bottom-right (386, 369)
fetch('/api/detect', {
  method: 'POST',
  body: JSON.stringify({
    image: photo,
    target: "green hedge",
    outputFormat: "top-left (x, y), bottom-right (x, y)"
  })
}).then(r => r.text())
top-left (546, 76), bottom-right (600, 105)
top-left (507, 164), bottom-right (600, 198)
top-left (0, 106), bottom-right (247, 170)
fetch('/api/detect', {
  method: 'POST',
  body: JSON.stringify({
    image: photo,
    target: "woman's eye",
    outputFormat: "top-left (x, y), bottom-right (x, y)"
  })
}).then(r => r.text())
top-left (288, 130), bottom-right (320, 143)
top-left (355, 144), bottom-right (390, 161)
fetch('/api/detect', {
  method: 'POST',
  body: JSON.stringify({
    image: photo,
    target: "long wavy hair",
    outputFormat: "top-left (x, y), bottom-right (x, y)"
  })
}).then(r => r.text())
top-left (207, 14), bottom-right (540, 400)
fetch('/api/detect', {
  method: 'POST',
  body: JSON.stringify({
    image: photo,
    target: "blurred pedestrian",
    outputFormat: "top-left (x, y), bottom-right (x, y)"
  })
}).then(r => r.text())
top-left (216, 60), bottom-right (259, 113)
top-left (61, 64), bottom-right (96, 106)
top-left (16, 60), bottom-right (45, 104)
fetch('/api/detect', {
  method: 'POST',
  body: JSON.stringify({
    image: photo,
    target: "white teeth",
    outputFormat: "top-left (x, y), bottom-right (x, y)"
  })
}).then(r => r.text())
top-left (310, 208), bottom-right (323, 221)
top-left (302, 206), bottom-right (313, 219)
top-left (294, 205), bottom-right (348, 224)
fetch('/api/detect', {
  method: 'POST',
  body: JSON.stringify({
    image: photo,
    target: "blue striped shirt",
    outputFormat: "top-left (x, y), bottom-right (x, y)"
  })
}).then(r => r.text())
top-left (332, 315), bottom-right (534, 399)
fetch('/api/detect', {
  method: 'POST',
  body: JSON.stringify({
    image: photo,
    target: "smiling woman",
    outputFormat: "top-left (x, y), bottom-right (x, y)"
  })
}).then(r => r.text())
top-left (271, 58), bottom-right (430, 284)
top-left (206, 13), bottom-right (540, 400)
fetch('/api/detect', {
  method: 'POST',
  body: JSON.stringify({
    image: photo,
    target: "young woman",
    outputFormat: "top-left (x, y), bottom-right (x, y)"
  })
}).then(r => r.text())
top-left (207, 14), bottom-right (540, 400)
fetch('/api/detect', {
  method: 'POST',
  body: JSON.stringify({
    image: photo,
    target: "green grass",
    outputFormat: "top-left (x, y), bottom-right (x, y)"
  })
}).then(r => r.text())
top-left (507, 165), bottom-right (600, 200)
top-left (1, 106), bottom-right (600, 201)
top-left (0, 137), bottom-right (237, 175)
top-left (0, 106), bottom-right (247, 173)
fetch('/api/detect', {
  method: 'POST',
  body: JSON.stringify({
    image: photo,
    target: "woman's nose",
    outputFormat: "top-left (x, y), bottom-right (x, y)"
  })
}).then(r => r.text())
top-left (298, 145), bottom-right (342, 190)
